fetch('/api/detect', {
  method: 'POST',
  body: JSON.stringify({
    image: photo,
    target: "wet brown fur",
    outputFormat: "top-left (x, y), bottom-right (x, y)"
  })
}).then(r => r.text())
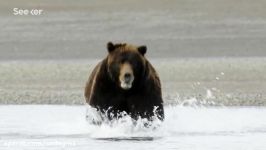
top-left (85, 42), bottom-right (164, 121)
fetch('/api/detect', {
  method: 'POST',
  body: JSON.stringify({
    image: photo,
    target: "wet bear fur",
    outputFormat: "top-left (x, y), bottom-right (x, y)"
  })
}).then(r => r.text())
top-left (85, 42), bottom-right (164, 123)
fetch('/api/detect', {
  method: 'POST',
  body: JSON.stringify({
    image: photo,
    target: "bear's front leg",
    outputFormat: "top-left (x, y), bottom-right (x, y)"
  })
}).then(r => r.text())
top-left (127, 96), bottom-right (164, 122)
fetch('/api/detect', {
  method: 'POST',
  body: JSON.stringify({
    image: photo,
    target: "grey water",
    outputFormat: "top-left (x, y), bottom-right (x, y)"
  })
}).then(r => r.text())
top-left (0, 105), bottom-right (266, 150)
top-left (1, 0), bottom-right (266, 60)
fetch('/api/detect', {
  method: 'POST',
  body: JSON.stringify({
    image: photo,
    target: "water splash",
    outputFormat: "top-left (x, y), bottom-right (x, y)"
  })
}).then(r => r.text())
top-left (85, 103), bottom-right (266, 139)
top-left (85, 105), bottom-right (163, 138)
top-left (1, 105), bottom-right (266, 141)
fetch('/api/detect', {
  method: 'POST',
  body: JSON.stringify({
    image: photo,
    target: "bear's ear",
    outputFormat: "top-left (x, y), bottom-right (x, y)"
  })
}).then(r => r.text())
top-left (107, 42), bottom-right (115, 53)
top-left (138, 46), bottom-right (147, 55)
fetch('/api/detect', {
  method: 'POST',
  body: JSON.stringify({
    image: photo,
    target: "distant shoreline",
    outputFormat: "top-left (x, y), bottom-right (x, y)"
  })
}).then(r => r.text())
top-left (0, 58), bottom-right (265, 105)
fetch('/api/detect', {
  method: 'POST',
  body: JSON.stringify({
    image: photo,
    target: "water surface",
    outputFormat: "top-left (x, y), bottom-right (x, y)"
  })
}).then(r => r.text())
top-left (0, 105), bottom-right (265, 150)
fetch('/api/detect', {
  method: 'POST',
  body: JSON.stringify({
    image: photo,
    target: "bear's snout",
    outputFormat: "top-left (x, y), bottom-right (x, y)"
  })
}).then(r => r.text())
top-left (119, 63), bottom-right (134, 90)
top-left (124, 73), bottom-right (132, 83)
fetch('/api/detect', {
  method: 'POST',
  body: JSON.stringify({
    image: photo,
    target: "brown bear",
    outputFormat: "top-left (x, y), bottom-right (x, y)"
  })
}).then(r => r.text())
top-left (85, 42), bottom-right (164, 123)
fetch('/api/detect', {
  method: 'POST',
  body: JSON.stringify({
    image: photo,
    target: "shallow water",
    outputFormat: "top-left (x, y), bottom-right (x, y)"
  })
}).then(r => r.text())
top-left (0, 105), bottom-right (266, 150)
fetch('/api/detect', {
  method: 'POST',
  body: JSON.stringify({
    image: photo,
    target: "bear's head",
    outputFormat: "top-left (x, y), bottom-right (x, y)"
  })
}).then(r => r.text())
top-left (106, 42), bottom-right (147, 90)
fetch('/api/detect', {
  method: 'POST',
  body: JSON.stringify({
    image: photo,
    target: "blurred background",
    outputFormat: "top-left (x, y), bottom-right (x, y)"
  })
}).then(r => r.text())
top-left (0, 0), bottom-right (266, 105)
